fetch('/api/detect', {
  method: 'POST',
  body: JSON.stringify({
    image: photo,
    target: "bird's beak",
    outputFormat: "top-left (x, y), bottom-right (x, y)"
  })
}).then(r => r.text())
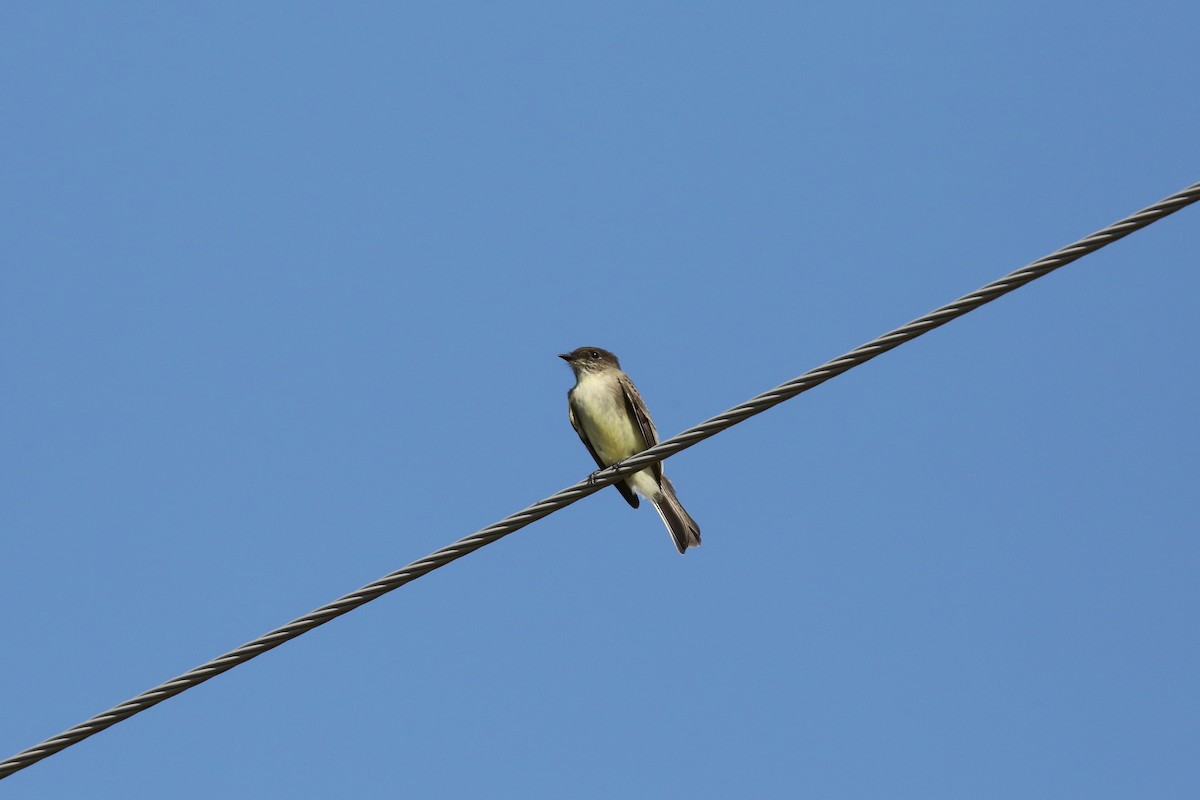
top-left (558, 353), bottom-right (572, 361)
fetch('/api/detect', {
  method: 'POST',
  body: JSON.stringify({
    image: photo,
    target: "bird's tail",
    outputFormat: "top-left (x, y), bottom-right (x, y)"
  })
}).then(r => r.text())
top-left (651, 476), bottom-right (701, 555)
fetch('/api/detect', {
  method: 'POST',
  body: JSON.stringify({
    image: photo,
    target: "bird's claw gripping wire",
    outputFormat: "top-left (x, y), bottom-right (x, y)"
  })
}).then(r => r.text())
top-left (587, 462), bottom-right (620, 486)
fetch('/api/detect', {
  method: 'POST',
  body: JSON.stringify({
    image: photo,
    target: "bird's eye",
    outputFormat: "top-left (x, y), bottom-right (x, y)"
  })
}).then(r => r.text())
top-left (588, 350), bottom-right (598, 359)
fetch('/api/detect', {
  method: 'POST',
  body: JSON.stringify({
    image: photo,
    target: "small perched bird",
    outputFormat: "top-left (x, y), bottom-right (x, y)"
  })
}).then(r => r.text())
top-left (559, 346), bottom-right (701, 554)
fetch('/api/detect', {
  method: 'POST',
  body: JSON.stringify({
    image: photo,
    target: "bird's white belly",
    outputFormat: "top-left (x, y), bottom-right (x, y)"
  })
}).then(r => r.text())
top-left (571, 374), bottom-right (659, 498)
top-left (571, 375), bottom-right (642, 461)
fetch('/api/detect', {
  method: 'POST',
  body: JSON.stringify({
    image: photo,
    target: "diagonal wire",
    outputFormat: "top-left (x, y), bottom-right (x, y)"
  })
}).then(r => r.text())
top-left (2, 180), bottom-right (1197, 781)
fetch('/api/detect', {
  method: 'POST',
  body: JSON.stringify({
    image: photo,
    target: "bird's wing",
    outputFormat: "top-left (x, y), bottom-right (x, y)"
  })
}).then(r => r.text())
top-left (617, 373), bottom-right (663, 486)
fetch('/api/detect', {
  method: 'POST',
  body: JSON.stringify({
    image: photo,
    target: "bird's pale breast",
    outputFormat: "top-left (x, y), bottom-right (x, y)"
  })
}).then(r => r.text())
top-left (570, 371), bottom-right (645, 466)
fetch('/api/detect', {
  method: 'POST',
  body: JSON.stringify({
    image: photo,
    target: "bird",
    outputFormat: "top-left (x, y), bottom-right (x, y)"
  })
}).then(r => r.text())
top-left (559, 346), bottom-right (701, 554)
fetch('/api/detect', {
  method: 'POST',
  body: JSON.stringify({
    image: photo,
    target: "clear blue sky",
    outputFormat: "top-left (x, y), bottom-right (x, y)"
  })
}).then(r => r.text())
top-left (2, 3), bottom-right (1196, 797)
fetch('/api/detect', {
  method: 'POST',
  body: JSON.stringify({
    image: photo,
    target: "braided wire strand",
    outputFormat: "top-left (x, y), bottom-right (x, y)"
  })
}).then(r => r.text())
top-left (2, 181), bottom-right (1197, 780)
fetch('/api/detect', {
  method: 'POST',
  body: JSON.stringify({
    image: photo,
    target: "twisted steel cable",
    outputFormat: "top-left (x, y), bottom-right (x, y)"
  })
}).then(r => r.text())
top-left (2, 181), bottom-right (1197, 780)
